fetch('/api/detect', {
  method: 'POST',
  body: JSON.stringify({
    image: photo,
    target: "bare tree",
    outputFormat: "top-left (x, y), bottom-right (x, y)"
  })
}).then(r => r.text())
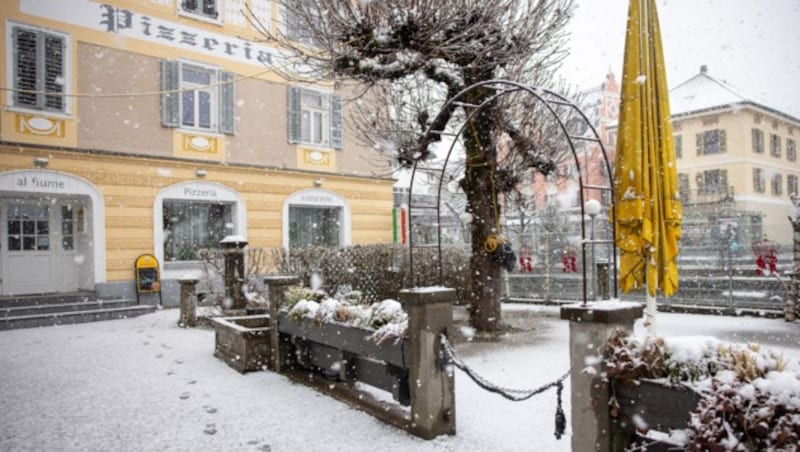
top-left (251, 0), bottom-right (575, 331)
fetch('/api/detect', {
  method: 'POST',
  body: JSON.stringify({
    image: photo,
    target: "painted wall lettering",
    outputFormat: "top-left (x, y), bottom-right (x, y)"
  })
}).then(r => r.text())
top-left (183, 186), bottom-right (218, 199)
top-left (14, 176), bottom-right (66, 190)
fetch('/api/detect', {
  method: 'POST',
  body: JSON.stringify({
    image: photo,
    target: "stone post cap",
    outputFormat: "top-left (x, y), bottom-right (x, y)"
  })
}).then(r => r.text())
top-left (178, 277), bottom-right (199, 284)
top-left (399, 287), bottom-right (456, 306)
top-left (560, 301), bottom-right (643, 324)
top-left (263, 275), bottom-right (301, 286)
top-left (220, 235), bottom-right (248, 248)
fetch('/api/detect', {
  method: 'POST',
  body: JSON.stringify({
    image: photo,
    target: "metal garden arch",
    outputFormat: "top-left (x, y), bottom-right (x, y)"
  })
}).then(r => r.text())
top-left (407, 79), bottom-right (618, 304)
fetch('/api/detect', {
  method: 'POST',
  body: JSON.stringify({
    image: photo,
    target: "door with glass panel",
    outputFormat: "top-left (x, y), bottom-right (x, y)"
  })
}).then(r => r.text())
top-left (1, 199), bottom-right (54, 295)
top-left (1, 199), bottom-right (81, 295)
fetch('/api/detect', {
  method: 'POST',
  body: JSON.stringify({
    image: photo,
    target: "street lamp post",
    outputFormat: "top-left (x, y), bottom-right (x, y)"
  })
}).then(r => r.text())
top-left (585, 199), bottom-right (602, 300)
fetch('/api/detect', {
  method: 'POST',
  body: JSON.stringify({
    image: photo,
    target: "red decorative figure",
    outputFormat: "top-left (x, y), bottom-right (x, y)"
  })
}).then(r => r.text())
top-left (518, 244), bottom-right (533, 273)
top-left (562, 246), bottom-right (577, 273)
top-left (752, 238), bottom-right (780, 276)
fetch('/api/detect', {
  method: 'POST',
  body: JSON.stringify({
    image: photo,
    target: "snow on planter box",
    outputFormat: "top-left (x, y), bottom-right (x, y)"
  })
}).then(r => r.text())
top-left (277, 298), bottom-right (411, 405)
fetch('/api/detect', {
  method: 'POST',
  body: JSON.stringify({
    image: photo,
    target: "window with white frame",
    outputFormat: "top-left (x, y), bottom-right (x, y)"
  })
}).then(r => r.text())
top-left (180, 0), bottom-right (219, 20)
top-left (9, 23), bottom-right (67, 113)
top-left (288, 86), bottom-right (343, 149)
top-left (181, 64), bottom-right (216, 130)
top-left (163, 200), bottom-right (233, 261)
top-left (787, 139), bottom-right (796, 162)
top-left (289, 205), bottom-right (342, 248)
top-left (161, 60), bottom-right (235, 134)
top-left (283, 189), bottom-right (349, 249)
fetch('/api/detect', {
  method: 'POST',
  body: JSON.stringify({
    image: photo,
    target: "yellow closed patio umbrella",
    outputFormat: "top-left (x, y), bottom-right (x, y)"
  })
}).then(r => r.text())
top-left (614, 0), bottom-right (681, 329)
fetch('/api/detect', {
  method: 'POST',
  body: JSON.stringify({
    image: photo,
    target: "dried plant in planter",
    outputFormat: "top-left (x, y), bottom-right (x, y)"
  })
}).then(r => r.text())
top-left (604, 330), bottom-right (800, 451)
top-left (688, 373), bottom-right (800, 451)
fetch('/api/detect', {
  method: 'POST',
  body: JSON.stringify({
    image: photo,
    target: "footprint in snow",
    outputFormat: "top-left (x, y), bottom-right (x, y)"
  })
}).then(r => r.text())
top-left (174, 359), bottom-right (184, 365)
top-left (203, 405), bottom-right (217, 414)
top-left (179, 393), bottom-right (190, 400)
top-left (155, 353), bottom-right (163, 359)
top-left (203, 424), bottom-right (217, 435)
top-left (143, 341), bottom-right (149, 346)
top-left (187, 380), bottom-right (197, 385)
top-left (166, 371), bottom-right (175, 376)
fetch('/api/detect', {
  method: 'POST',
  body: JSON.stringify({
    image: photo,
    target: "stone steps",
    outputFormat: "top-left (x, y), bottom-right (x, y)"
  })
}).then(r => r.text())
top-left (0, 292), bottom-right (157, 330)
top-left (0, 299), bottom-right (136, 318)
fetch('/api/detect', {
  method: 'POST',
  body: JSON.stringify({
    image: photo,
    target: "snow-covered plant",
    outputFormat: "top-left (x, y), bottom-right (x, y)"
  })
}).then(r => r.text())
top-left (287, 299), bottom-right (319, 321)
top-left (283, 286), bottom-right (320, 308)
top-left (282, 287), bottom-right (409, 344)
top-left (605, 331), bottom-right (788, 384)
top-left (367, 299), bottom-right (406, 329)
top-left (604, 331), bottom-right (800, 450)
top-left (343, 290), bottom-right (365, 305)
top-left (688, 371), bottom-right (800, 451)
top-left (369, 320), bottom-right (409, 346)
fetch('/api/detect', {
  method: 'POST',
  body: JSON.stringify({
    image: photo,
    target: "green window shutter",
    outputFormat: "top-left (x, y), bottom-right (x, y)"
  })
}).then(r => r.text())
top-left (720, 169), bottom-right (728, 193)
top-left (161, 59), bottom-right (180, 127)
top-left (696, 133), bottom-right (702, 156)
top-left (288, 86), bottom-right (302, 143)
top-left (218, 71), bottom-right (235, 135)
top-left (330, 94), bottom-right (343, 150)
top-left (719, 130), bottom-right (727, 153)
top-left (43, 33), bottom-right (65, 112)
top-left (13, 27), bottom-right (40, 109)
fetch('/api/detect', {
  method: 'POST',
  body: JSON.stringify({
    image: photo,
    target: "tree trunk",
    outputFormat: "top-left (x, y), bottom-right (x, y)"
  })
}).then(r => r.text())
top-left (788, 217), bottom-right (799, 322)
top-left (463, 88), bottom-right (503, 332)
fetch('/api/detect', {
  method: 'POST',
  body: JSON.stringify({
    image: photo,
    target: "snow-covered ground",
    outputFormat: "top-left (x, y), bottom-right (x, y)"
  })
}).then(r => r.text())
top-left (0, 305), bottom-right (798, 451)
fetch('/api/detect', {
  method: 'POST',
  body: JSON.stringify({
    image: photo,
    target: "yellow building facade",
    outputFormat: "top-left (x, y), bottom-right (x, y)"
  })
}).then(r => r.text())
top-left (0, 0), bottom-right (394, 299)
top-left (670, 67), bottom-right (800, 247)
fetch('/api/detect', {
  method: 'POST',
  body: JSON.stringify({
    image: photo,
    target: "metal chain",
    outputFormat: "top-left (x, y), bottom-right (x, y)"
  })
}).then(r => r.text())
top-left (440, 334), bottom-right (570, 402)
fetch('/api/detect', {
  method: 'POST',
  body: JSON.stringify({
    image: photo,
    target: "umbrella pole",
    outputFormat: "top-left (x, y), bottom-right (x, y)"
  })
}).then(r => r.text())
top-left (645, 284), bottom-right (657, 334)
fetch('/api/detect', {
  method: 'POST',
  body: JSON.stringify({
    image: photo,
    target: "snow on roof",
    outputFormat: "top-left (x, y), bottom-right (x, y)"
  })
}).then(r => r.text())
top-left (669, 67), bottom-right (799, 122)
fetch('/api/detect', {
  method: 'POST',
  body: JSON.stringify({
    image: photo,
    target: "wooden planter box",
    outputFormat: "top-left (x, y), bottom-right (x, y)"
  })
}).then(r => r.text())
top-left (212, 315), bottom-right (271, 373)
top-left (277, 312), bottom-right (411, 405)
top-left (611, 378), bottom-right (702, 451)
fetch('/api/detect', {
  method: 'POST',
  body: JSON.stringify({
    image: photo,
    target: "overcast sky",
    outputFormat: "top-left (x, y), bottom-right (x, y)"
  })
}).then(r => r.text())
top-left (562, 0), bottom-right (800, 118)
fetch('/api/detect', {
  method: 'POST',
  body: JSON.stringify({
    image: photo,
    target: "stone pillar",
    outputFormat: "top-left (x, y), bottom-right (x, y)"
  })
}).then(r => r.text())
top-left (560, 302), bottom-right (643, 452)
top-left (178, 278), bottom-right (199, 328)
top-left (400, 287), bottom-right (456, 440)
top-left (264, 275), bottom-right (300, 372)
top-left (220, 236), bottom-right (248, 311)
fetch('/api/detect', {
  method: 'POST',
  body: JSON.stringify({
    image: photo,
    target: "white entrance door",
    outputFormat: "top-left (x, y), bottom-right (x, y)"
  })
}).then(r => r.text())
top-left (0, 199), bottom-right (81, 295)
